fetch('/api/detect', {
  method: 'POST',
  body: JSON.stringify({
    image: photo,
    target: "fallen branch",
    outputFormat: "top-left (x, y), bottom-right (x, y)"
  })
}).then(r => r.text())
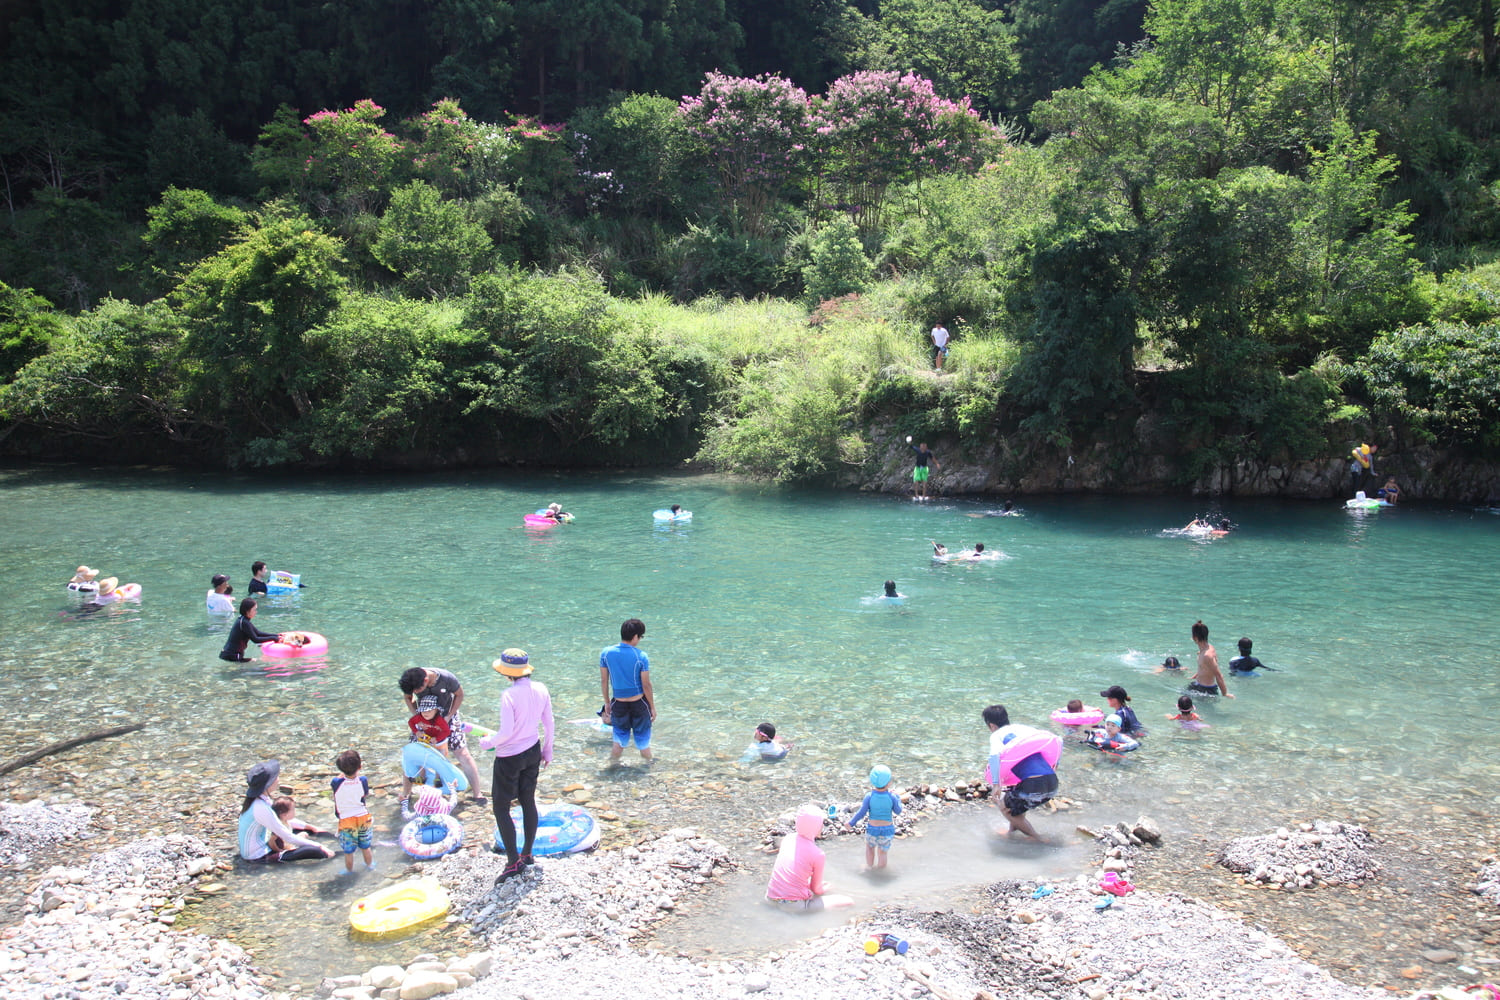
top-left (0, 724), bottom-right (147, 777)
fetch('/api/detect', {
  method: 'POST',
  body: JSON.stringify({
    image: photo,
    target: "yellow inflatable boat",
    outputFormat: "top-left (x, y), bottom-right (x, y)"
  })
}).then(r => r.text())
top-left (348, 876), bottom-right (451, 935)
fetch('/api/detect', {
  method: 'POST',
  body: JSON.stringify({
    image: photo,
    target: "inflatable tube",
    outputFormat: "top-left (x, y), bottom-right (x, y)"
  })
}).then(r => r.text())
top-left (66, 581), bottom-right (98, 593)
top-left (349, 876), bottom-right (451, 935)
top-left (261, 631), bottom-right (328, 658)
top-left (985, 725), bottom-right (1062, 786)
top-left (524, 514), bottom-right (560, 527)
top-left (653, 509), bottom-right (692, 521)
top-left (494, 804), bottom-right (599, 857)
top-left (399, 814), bottom-right (464, 860)
top-left (534, 509), bottom-right (575, 522)
top-left (401, 742), bottom-right (469, 792)
top-left (1050, 706), bottom-right (1104, 727)
top-left (1344, 497), bottom-right (1390, 509)
top-left (1085, 731), bottom-right (1140, 753)
top-left (265, 570), bottom-right (301, 595)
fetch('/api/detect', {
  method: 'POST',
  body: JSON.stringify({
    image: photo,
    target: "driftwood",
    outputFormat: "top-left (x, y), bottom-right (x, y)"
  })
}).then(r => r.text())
top-left (0, 723), bottom-right (146, 777)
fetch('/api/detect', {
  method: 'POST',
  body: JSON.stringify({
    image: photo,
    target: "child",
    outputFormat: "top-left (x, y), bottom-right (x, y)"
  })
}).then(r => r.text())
top-left (268, 796), bottom-right (329, 853)
top-left (1154, 655), bottom-right (1182, 673)
top-left (403, 697), bottom-right (452, 801)
top-left (1099, 685), bottom-right (1145, 736)
top-left (847, 765), bottom-right (903, 869)
top-left (67, 565), bottom-right (99, 592)
top-left (750, 723), bottom-right (791, 761)
top-left (882, 580), bottom-right (904, 599)
top-left (1228, 637), bottom-right (1264, 675)
top-left (1167, 695), bottom-right (1201, 722)
top-left (1085, 714), bottom-right (1140, 754)
top-left (766, 804), bottom-right (853, 910)
top-left (1052, 699), bottom-right (1101, 726)
top-left (331, 749), bottom-right (374, 873)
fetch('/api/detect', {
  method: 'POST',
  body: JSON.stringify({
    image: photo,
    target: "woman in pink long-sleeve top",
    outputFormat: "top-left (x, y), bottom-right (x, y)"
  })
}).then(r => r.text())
top-left (480, 648), bottom-right (556, 884)
top-left (765, 805), bottom-right (854, 910)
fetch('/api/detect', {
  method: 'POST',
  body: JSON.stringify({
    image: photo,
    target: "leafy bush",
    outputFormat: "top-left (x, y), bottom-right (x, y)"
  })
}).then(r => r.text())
top-left (802, 216), bottom-right (871, 303)
top-left (1361, 322), bottom-right (1500, 452)
top-left (372, 181), bottom-right (493, 297)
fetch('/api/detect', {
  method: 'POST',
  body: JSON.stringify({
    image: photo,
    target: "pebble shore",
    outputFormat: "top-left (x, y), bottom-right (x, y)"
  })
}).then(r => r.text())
top-left (1, 796), bottom-right (1493, 1000)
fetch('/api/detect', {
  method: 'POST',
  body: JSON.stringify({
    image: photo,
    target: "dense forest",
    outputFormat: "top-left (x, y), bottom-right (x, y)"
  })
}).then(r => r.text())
top-left (2, 0), bottom-right (1499, 492)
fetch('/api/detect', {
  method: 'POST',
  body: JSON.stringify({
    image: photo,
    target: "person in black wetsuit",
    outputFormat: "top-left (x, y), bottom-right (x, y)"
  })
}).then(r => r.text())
top-left (248, 561), bottom-right (269, 594)
top-left (220, 597), bottom-right (295, 661)
top-left (1228, 636), bottom-right (1264, 675)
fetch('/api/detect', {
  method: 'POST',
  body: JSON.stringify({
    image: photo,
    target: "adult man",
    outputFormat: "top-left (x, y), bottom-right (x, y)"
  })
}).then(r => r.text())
top-left (1189, 620), bottom-right (1234, 698)
top-left (206, 573), bottom-right (234, 614)
top-left (248, 561), bottom-right (269, 594)
top-left (398, 666), bottom-right (485, 805)
top-left (909, 440), bottom-right (941, 499)
top-left (930, 322), bottom-right (950, 369)
top-left (600, 618), bottom-right (654, 764)
top-left (982, 704), bottom-right (1059, 840)
top-left (481, 649), bottom-right (554, 884)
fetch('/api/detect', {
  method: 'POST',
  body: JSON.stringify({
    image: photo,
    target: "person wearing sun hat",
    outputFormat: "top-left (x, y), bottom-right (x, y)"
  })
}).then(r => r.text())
top-left (236, 760), bottom-right (332, 863)
top-left (67, 565), bottom-right (99, 592)
top-left (481, 648), bottom-right (555, 884)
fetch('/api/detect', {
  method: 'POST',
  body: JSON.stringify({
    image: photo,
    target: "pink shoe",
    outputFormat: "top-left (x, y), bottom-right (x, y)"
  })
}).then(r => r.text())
top-left (1100, 873), bottom-right (1135, 896)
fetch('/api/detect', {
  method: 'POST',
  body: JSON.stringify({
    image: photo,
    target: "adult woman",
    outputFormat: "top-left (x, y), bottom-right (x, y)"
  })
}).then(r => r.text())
top-left (237, 760), bottom-right (333, 863)
top-left (480, 649), bottom-right (555, 884)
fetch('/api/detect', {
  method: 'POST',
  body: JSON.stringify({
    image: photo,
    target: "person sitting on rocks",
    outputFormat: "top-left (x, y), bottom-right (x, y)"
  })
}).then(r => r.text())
top-left (238, 760), bottom-right (332, 863)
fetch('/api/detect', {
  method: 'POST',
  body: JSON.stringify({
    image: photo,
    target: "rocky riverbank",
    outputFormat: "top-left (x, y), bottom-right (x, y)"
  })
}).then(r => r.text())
top-left (3, 792), bottom-right (1499, 1000)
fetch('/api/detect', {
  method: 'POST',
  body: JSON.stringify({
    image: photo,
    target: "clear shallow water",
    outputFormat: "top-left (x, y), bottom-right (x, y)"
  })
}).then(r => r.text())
top-left (4, 466), bottom-right (1500, 980)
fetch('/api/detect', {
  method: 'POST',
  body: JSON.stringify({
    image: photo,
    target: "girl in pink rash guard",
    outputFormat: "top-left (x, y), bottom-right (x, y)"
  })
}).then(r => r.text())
top-left (765, 805), bottom-right (853, 910)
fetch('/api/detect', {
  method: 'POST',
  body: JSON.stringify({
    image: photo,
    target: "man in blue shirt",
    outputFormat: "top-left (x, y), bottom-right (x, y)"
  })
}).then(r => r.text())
top-left (600, 618), bottom-right (654, 764)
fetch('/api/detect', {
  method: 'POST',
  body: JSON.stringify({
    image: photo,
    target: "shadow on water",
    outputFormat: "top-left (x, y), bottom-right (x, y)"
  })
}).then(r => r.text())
top-left (653, 808), bottom-right (1086, 957)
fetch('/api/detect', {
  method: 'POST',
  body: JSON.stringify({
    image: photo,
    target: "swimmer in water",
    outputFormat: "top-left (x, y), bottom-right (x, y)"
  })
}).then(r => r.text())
top-left (1154, 655), bottom-right (1182, 674)
top-left (1086, 714), bottom-right (1140, 753)
top-left (1099, 685), bottom-right (1145, 736)
top-left (932, 541), bottom-right (947, 557)
top-left (1166, 695), bottom-right (1201, 722)
top-left (882, 580), bottom-right (904, 598)
top-left (1228, 636), bottom-right (1265, 675)
top-left (1188, 620), bottom-right (1233, 698)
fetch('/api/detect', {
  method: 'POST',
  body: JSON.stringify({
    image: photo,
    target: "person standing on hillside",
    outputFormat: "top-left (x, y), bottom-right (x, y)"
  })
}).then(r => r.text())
top-left (600, 618), bottom-right (655, 765)
top-left (930, 322), bottom-right (950, 369)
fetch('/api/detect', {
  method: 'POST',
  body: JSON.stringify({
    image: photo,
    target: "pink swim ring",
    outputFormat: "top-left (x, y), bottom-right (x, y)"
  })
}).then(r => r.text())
top-left (1050, 705), bottom-right (1104, 726)
top-left (263, 631), bottom-right (328, 658)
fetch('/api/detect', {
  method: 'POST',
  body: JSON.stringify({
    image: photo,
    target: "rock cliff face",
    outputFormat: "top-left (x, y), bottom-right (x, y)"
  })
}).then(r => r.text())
top-left (854, 430), bottom-right (1500, 502)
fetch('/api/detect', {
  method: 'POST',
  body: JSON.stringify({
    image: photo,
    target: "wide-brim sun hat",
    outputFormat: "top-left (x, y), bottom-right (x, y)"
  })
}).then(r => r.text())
top-left (76, 565), bottom-right (97, 579)
top-left (493, 648), bottom-right (533, 677)
top-left (96, 577), bottom-right (118, 595)
top-left (246, 760), bottom-right (281, 798)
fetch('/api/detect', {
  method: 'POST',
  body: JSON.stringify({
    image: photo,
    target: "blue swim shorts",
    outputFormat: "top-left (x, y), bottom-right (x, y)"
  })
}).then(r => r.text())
top-left (865, 827), bottom-right (895, 852)
top-left (610, 698), bottom-right (652, 749)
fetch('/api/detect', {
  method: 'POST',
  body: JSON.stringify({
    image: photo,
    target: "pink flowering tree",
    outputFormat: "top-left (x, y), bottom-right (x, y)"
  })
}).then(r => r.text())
top-left (252, 99), bottom-right (404, 222)
top-left (810, 71), bottom-right (993, 229)
top-left (405, 98), bottom-right (514, 200)
top-left (679, 73), bottom-right (810, 234)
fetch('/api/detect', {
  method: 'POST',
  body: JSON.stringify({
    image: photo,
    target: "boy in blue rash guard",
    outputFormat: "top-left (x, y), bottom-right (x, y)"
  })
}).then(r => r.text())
top-left (600, 618), bottom-right (655, 764)
top-left (847, 765), bottom-right (902, 869)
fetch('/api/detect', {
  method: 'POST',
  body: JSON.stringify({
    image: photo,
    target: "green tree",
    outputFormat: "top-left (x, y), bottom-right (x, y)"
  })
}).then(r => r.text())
top-left (858, 0), bottom-right (1018, 116)
top-left (141, 187), bottom-right (250, 293)
top-left (176, 217), bottom-right (347, 451)
top-left (1290, 115), bottom-right (1420, 355)
top-left (371, 181), bottom-right (493, 298)
top-left (0, 282), bottom-right (66, 382)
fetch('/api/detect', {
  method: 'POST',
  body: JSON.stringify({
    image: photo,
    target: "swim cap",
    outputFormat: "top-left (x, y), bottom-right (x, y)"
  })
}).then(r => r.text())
top-left (869, 765), bottom-right (892, 788)
top-left (1104, 714), bottom-right (1123, 728)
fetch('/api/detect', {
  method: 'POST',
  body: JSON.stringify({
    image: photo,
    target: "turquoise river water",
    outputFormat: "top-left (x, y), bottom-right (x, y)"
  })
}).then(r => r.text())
top-left (3, 465), bottom-right (1499, 985)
